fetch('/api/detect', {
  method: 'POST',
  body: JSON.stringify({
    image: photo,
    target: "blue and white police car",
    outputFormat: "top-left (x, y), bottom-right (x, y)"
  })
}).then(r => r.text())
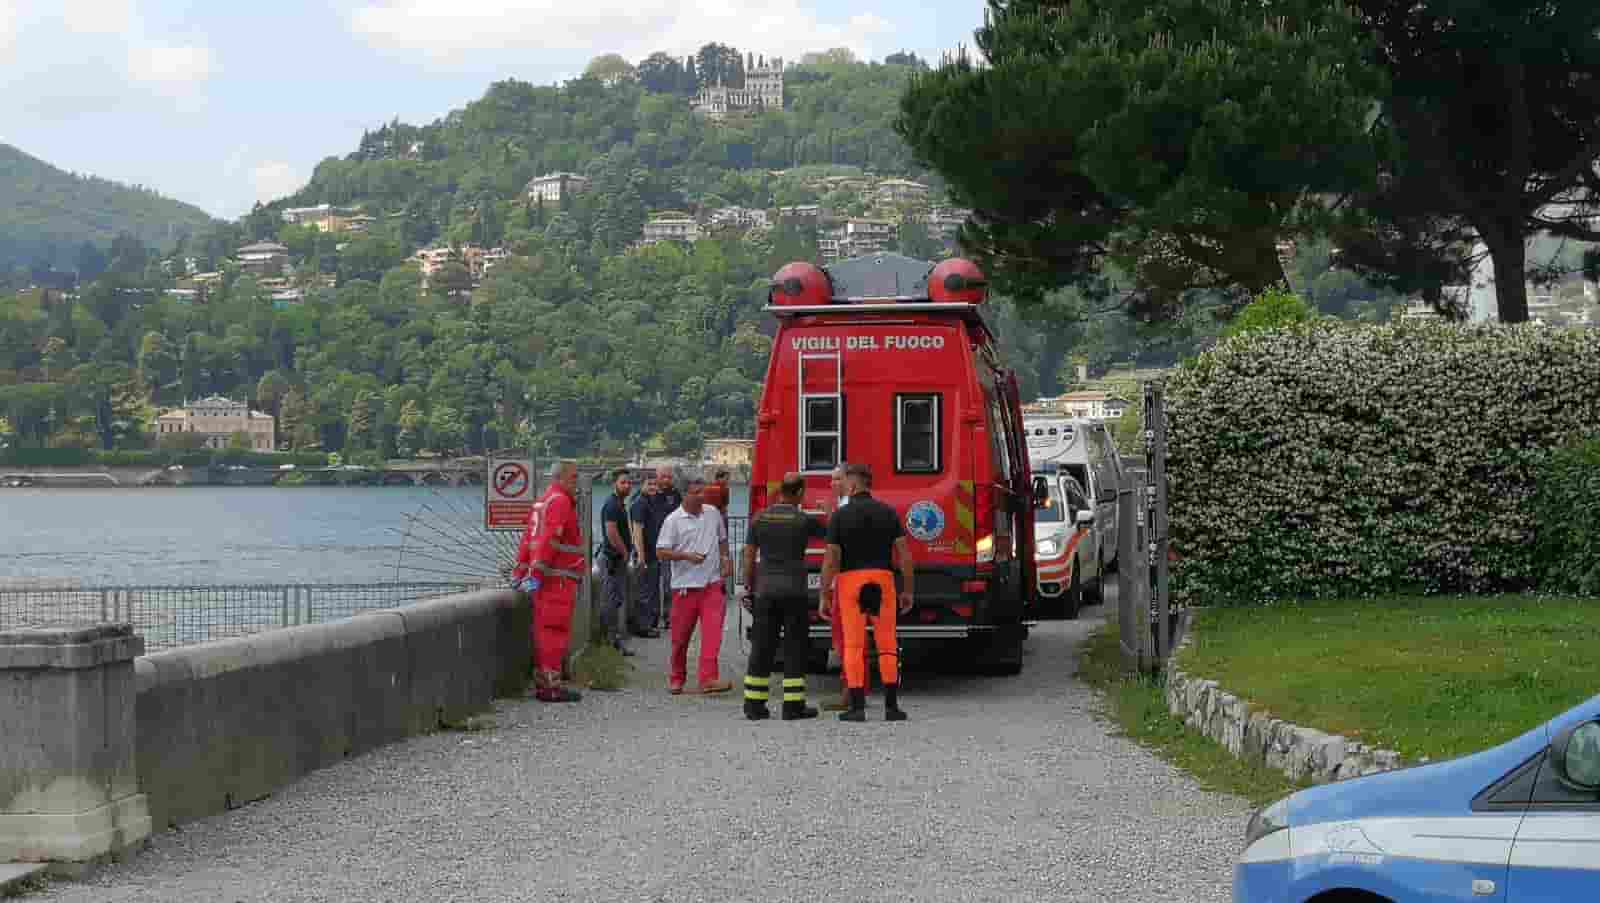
top-left (1235, 692), bottom-right (1600, 902)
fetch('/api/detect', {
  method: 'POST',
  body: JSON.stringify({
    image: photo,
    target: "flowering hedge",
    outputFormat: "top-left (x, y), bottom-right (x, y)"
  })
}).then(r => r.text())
top-left (1530, 438), bottom-right (1600, 595)
top-left (1166, 321), bottom-right (1600, 604)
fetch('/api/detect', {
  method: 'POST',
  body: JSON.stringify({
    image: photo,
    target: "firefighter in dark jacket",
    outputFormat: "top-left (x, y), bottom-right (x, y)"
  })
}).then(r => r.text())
top-left (739, 472), bottom-right (826, 721)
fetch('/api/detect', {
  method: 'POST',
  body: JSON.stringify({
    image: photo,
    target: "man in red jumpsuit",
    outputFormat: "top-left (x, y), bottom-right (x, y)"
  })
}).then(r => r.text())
top-left (511, 460), bottom-right (586, 703)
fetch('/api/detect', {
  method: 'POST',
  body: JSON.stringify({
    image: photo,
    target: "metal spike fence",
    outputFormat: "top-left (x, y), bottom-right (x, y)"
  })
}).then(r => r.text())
top-left (0, 582), bottom-right (486, 651)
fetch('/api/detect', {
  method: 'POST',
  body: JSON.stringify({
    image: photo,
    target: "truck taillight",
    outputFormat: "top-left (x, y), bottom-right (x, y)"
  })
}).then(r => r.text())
top-left (975, 533), bottom-right (994, 564)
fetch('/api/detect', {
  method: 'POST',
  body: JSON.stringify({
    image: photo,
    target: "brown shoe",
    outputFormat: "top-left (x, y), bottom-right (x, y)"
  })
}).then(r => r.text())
top-left (698, 680), bottom-right (733, 694)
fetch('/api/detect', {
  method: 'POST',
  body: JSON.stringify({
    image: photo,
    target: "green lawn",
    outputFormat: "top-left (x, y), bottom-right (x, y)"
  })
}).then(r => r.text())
top-left (1079, 620), bottom-right (1305, 805)
top-left (1179, 595), bottom-right (1600, 762)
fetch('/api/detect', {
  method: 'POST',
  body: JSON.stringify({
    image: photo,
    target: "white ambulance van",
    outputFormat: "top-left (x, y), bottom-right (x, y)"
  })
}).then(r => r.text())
top-left (1024, 416), bottom-right (1123, 571)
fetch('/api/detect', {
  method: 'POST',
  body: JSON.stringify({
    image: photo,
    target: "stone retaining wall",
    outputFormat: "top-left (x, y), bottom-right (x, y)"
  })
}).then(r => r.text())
top-left (136, 588), bottom-right (528, 832)
top-left (1163, 626), bottom-right (1408, 785)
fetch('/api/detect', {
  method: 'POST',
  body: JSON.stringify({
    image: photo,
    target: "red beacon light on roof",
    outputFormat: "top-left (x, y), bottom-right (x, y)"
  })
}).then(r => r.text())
top-left (927, 257), bottom-right (987, 305)
top-left (769, 261), bottom-right (833, 307)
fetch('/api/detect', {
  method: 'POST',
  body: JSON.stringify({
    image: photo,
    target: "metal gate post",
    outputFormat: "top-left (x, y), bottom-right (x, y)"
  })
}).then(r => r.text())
top-left (1145, 380), bottom-right (1172, 665)
top-left (1116, 475), bottom-right (1139, 670)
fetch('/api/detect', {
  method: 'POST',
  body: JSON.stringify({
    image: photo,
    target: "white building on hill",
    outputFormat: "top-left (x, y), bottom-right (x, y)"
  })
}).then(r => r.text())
top-left (156, 396), bottom-right (276, 451)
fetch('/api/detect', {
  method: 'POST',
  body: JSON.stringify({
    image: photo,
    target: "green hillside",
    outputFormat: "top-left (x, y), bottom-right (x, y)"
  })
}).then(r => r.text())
top-left (0, 52), bottom-right (1206, 457)
top-left (0, 143), bottom-right (218, 277)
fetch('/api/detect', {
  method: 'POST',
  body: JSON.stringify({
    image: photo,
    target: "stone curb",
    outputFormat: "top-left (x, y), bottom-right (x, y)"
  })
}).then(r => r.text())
top-left (1163, 621), bottom-right (1409, 785)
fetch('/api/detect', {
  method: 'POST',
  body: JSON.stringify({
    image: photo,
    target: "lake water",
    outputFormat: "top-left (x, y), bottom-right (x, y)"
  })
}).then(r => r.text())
top-left (0, 483), bottom-right (751, 586)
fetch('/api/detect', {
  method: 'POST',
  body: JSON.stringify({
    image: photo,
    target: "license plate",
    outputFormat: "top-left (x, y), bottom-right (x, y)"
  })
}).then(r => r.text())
top-left (807, 573), bottom-right (822, 590)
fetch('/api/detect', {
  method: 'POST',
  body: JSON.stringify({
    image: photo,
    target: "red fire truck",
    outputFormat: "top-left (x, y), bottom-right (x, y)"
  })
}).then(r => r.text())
top-left (747, 252), bottom-right (1043, 675)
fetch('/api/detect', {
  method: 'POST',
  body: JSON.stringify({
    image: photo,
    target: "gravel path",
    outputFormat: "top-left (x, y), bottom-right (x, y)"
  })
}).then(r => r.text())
top-left (37, 600), bottom-right (1250, 902)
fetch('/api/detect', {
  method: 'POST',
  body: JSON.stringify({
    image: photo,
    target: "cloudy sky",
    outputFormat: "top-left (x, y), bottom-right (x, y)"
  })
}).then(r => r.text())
top-left (0, 0), bottom-right (983, 221)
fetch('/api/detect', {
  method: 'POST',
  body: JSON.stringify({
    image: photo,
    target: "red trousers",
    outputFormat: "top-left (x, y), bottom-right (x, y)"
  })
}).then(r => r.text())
top-left (532, 577), bottom-right (578, 674)
top-left (669, 583), bottom-right (725, 688)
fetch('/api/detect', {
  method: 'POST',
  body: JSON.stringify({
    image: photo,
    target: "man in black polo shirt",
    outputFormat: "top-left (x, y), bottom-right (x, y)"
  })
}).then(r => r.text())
top-left (631, 465), bottom-right (682, 633)
top-left (599, 468), bottom-right (636, 656)
top-left (739, 472), bottom-right (826, 721)
top-left (819, 462), bottom-right (914, 722)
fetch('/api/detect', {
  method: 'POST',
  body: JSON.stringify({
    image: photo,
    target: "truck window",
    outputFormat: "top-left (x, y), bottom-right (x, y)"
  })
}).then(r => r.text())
top-left (985, 383), bottom-right (1012, 484)
top-left (1085, 428), bottom-right (1118, 498)
top-left (1065, 463), bottom-right (1091, 497)
top-left (895, 394), bottom-right (941, 473)
top-left (803, 396), bottom-right (841, 471)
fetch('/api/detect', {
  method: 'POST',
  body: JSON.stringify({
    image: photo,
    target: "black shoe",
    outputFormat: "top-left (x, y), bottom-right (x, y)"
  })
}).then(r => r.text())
top-left (744, 701), bottom-right (770, 721)
top-left (782, 701), bottom-right (819, 721)
top-left (885, 706), bottom-right (908, 722)
top-left (838, 688), bottom-right (867, 722)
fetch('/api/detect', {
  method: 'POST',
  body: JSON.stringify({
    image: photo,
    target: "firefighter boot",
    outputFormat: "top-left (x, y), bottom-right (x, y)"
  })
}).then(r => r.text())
top-left (743, 675), bottom-right (770, 720)
top-left (782, 701), bottom-right (819, 720)
top-left (838, 688), bottom-right (868, 722)
top-left (780, 677), bottom-right (817, 720)
top-left (884, 683), bottom-right (908, 722)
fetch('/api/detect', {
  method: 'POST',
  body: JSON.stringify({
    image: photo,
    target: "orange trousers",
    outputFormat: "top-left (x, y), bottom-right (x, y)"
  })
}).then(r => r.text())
top-left (837, 569), bottom-right (898, 690)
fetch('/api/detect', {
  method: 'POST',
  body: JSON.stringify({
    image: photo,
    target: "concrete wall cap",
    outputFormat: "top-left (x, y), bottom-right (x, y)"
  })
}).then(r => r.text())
top-left (0, 623), bottom-right (134, 646)
top-left (384, 589), bottom-right (518, 634)
top-left (0, 631), bottom-right (144, 670)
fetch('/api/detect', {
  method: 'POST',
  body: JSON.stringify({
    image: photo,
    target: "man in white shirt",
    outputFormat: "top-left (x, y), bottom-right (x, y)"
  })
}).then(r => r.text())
top-left (656, 476), bottom-right (734, 695)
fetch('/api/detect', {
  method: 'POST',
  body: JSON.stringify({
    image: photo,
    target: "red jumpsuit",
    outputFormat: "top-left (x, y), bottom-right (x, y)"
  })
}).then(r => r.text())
top-left (512, 482), bottom-right (585, 695)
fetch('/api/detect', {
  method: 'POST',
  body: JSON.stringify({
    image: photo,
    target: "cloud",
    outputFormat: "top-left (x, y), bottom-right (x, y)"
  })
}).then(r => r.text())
top-left (250, 161), bottom-right (304, 204)
top-left (349, 0), bottom-right (894, 66)
top-left (0, 1), bottom-right (15, 53)
top-left (61, 0), bottom-right (135, 34)
top-left (129, 44), bottom-right (216, 87)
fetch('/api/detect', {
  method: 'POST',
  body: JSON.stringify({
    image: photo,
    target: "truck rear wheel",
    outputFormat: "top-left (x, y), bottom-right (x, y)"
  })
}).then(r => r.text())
top-left (972, 624), bottom-right (1025, 676)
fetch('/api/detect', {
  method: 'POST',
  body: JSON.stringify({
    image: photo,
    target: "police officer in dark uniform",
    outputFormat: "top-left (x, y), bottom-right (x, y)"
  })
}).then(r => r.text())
top-left (739, 472), bottom-right (827, 721)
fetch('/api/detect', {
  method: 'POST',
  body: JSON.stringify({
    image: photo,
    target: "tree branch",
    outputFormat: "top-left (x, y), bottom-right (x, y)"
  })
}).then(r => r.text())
top-left (1529, 130), bottom-right (1600, 206)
